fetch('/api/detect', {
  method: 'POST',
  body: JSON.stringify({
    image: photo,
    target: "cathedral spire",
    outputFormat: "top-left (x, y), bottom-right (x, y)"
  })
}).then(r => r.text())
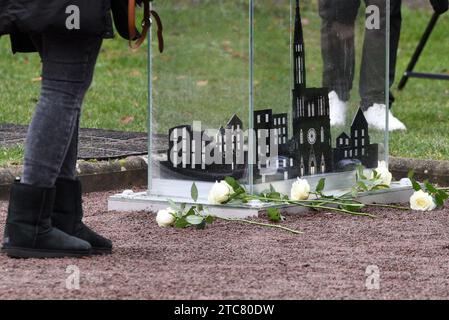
top-left (293, 0), bottom-right (306, 89)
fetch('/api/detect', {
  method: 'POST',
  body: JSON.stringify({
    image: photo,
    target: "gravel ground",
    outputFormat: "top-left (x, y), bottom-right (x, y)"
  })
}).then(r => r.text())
top-left (1, 190), bottom-right (449, 300)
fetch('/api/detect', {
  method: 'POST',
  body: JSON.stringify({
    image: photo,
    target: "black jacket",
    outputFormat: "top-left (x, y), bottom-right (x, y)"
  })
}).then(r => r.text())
top-left (0, 0), bottom-right (133, 53)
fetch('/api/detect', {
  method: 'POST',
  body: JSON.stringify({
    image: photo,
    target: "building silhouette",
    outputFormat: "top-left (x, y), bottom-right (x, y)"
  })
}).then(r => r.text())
top-left (162, 0), bottom-right (378, 182)
top-left (333, 108), bottom-right (379, 170)
top-left (291, 0), bottom-right (333, 176)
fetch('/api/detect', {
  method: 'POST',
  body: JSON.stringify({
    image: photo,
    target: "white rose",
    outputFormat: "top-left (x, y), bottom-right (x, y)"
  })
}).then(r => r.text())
top-left (410, 190), bottom-right (436, 211)
top-left (372, 161), bottom-right (392, 186)
top-left (222, 181), bottom-right (235, 195)
top-left (208, 181), bottom-right (233, 204)
top-left (122, 189), bottom-right (134, 196)
top-left (156, 208), bottom-right (176, 227)
top-left (290, 178), bottom-right (310, 201)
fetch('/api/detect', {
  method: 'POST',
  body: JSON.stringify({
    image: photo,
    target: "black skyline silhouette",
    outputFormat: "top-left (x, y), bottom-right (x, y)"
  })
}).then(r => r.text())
top-left (161, 0), bottom-right (378, 182)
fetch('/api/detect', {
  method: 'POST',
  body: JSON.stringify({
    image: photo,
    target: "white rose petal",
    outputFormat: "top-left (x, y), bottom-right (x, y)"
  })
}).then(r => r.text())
top-left (156, 208), bottom-right (176, 227)
top-left (372, 161), bottom-right (392, 186)
top-left (208, 181), bottom-right (232, 204)
top-left (290, 178), bottom-right (310, 201)
top-left (222, 181), bottom-right (235, 195)
top-left (410, 190), bottom-right (436, 211)
top-left (122, 189), bottom-right (134, 196)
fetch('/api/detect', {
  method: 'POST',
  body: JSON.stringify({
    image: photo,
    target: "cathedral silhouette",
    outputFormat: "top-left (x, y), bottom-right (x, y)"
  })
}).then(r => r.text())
top-left (161, 0), bottom-right (378, 182)
top-left (290, 0), bottom-right (333, 177)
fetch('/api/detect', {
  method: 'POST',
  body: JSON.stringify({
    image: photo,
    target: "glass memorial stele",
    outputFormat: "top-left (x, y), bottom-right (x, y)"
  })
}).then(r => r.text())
top-left (110, 0), bottom-right (411, 212)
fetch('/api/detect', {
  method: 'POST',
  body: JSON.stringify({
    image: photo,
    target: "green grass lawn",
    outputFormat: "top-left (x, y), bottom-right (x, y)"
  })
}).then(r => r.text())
top-left (390, 8), bottom-right (449, 160)
top-left (0, 1), bottom-right (448, 165)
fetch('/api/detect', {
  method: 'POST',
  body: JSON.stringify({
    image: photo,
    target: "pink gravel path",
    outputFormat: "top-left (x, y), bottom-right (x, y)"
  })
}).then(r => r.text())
top-left (1, 189), bottom-right (449, 300)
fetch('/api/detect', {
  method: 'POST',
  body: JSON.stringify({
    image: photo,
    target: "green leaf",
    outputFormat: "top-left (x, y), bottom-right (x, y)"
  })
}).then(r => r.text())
top-left (266, 192), bottom-right (281, 200)
top-left (315, 178), bottom-right (326, 194)
top-left (424, 181), bottom-right (438, 194)
top-left (174, 217), bottom-right (189, 229)
top-left (205, 215), bottom-right (215, 224)
top-left (168, 199), bottom-right (180, 211)
top-left (357, 181), bottom-right (368, 191)
top-left (410, 178), bottom-right (421, 192)
top-left (437, 190), bottom-right (449, 201)
top-left (357, 165), bottom-right (367, 180)
top-left (435, 194), bottom-right (444, 208)
top-left (224, 176), bottom-right (239, 190)
top-left (432, 185), bottom-right (448, 207)
top-left (225, 176), bottom-right (246, 196)
top-left (340, 203), bottom-right (364, 212)
top-left (269, 184), bottom-right (276, 193)
top-left (186, 215), bottom-right (204, 225)
top-left (373, 170), bottom-right (382, 180)
top-left (267, 207), bottom-right (282, 222)
top-left (183, 207), bottom-right (196, 217)
top-left (191, 183), bottom-right (198, 202)
top-left (407, 170), bottom-right (415, 179)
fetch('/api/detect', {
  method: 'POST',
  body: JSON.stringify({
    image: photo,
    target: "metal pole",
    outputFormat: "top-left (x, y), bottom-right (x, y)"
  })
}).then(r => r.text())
top-left (248, 0), bottom-right (254, 194)
top-left (385, 0), bottom-right (390, 164)
top-left (398, 12), bottom-right (440, 90)
top-left (147, 8), bottom-right (153, 195)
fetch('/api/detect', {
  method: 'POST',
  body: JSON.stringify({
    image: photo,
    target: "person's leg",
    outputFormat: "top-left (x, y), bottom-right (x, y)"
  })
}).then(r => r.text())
top-left (361, 0), bottom-right (406, 130)
top-left (22, 34), bottom-right (102, 186)
top-left (1, 33), bottom-right (101, 258)
top-left (359, 0), bottom-right (387, 109)
top-left (53, 111), bottom-right (112, 255)
top-left (58, 114), bottom-right (80, 180)
top-left (389, 0), bottom-right (402, 105)
top-left (319, 0), bottom-right (360, 125)
top-left (38, 36), bottom-right (112, 254)
top-left (20, 33), bottom-right (112, 254)
top-left (59, 35), bottom-right (103, 179)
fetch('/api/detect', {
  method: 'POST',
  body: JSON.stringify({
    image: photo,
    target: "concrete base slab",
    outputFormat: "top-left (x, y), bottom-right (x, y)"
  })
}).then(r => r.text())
top-left (108, 183), bottom-right (414, 219)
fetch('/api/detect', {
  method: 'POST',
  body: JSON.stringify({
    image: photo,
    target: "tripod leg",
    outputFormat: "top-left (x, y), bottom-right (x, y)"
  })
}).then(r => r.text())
top-left (398, 12), bottom-right (440, 90)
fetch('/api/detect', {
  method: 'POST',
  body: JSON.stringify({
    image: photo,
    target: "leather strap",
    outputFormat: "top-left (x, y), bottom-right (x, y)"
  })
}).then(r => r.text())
top-left (128, 0), bottom-right (164, 52)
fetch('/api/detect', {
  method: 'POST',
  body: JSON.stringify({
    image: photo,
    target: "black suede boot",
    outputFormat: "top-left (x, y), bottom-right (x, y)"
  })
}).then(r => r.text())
top-left (2, 182), bottom-right (92, 258)
top-left (52, 178), bottom-right (112, 255)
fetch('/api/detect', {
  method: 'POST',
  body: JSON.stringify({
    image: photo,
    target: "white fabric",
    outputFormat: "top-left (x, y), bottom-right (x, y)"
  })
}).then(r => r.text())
top-left (328, 91), bottom-right (347, 126)
top-left (363, 103), bottom-right (406, 131)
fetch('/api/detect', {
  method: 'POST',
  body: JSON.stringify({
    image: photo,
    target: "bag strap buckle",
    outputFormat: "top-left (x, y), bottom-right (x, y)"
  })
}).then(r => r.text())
top-left (128, 0), bottom-right (164, 52)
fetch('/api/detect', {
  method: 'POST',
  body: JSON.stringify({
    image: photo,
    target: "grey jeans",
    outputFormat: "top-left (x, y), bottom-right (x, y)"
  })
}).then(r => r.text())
top-left (22, 33), bottom-right (103, 187)
top-left (319, 0), bottom-right (402, 109)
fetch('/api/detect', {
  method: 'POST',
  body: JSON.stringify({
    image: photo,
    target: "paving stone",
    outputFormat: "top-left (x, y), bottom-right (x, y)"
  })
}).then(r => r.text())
top-left (0, 123), bottom-right (151, 160)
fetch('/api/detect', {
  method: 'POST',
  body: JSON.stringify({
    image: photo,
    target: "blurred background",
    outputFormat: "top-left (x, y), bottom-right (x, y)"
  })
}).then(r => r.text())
top-left (0, 0), bottom-right (448, 166)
